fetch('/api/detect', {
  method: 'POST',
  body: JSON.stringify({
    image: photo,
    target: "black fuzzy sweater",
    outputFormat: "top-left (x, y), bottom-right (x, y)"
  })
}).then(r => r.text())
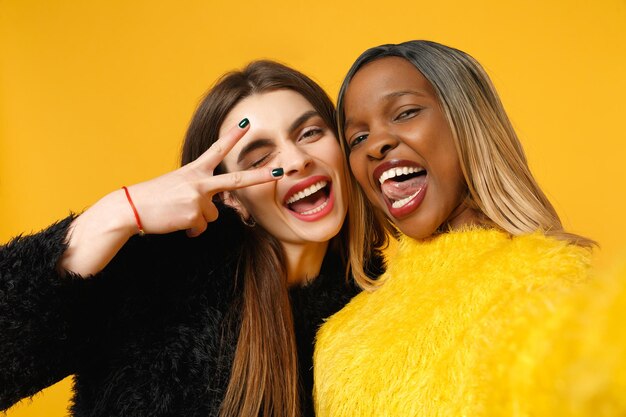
top-left (0, 208), bottom-right (364, 416)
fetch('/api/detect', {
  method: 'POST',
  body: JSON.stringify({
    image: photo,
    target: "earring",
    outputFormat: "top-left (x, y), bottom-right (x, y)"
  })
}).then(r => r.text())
top-left (242, 216), bottom-right (256, 227)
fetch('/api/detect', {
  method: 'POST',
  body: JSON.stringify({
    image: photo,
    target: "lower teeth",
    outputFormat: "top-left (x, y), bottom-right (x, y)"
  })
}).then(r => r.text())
top-left (299, 199), bottom-right (329, 215)
top-left (391, 190), bottom-right (420, 209)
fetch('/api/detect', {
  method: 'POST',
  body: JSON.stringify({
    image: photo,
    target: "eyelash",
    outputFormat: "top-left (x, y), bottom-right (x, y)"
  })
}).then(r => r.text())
top-left (348, 107), bottom-right (422, 149)
top-left (250, 153), bottom-right (272, 169)
top-left (395, 107), bottom-right (420, 121)
top-left (299, 127), bottom-right (323, 141)
top-left (349, 134), bottom-right (368, 149)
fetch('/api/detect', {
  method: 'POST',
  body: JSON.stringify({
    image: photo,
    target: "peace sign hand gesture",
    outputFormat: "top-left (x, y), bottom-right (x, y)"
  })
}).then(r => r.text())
top-left (60, 119), bottom-right (282, 276)
top-left (124, 119), bottom-right (281, 237)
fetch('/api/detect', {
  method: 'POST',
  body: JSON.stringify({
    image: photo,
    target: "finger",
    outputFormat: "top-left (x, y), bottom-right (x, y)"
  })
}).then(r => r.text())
top-left (195, 118), bottom-right (250, 169)
top-left (186, 218), bottom-right (208, 238)
top-left (202, 202), bottom-right (219, 224)
top-left (202, 166), bottom-right (284, 194)
top-left (187, 201), bottom-right (219, 238)
top-left (186, 225), bottom-right (207, 238)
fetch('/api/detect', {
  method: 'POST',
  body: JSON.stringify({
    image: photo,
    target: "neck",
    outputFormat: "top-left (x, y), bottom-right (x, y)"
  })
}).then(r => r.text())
top-left (442, 199), bottom-right (485, 232)
top-left (281, 240), bottom-right (330, 286)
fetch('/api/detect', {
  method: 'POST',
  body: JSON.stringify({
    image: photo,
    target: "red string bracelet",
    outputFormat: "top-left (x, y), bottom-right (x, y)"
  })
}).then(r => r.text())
top-left (122, 186), bottom-right (145, 236)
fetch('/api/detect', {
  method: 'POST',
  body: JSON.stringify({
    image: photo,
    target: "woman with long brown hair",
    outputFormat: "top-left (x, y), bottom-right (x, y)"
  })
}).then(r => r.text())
top-left (0, 60), bottom-right (375, 417)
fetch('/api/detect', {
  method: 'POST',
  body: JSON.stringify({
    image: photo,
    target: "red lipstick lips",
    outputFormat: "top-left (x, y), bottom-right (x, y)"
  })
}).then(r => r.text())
top-left (284, 175), bottom-right (335, 222)
top-left (373, 159), bottom-right (428, 218)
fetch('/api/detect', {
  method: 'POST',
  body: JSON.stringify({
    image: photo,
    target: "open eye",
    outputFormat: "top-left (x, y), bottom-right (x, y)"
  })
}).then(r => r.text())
top-left (299, 126), bottom-right (324, 142)
top-left (349, 133), bottom-right (369, 149)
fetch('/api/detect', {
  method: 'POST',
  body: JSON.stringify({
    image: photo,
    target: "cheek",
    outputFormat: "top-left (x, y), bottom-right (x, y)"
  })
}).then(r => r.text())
top-left (237, 183), bottom-right (277, 215)
top-left (332, 152), bottom-right (348, 183)
top-left (320, 137), bottom-right (345, 166)
top-left (348, 152), bottom-right (367, 184)
top-left (440, 160), bottom-right (467, 205)
top-left (441, 145), bottom-right (463, 181)
top-left (349, 153), bottom-right (382, 207)
top-left (452, 165), bottom-right (468, 198)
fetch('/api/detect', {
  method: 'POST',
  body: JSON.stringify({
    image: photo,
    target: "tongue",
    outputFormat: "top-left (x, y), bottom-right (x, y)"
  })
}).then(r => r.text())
top-left (381, 176), bottom-right (426, 200)
top-left (289, 189), bottom-right (327, 213)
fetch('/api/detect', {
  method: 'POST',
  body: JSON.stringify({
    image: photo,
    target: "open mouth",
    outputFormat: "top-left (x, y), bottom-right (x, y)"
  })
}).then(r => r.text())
top-left (376, 165), bottom-right (427, 211)
top-left (285, 180), bottom-right (332, 216)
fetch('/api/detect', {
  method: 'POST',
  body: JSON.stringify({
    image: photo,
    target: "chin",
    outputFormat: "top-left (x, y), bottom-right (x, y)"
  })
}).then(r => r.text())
top-left (394, 218), bottom-right (441, 240)
top-left (307, 218), bottom-right (345, 243)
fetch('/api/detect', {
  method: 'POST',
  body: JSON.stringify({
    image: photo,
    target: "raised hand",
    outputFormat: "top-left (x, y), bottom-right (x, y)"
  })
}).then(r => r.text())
top-left (59, 119), bottom-right (281, 276)
top-left (122, 119), bottom-right (281, 237)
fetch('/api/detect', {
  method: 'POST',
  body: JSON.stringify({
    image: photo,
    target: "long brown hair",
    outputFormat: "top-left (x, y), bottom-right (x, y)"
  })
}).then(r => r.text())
top-left (181, 60), bottom-right (339, 417)
top-left (336, 40), bottom-right (595, 290)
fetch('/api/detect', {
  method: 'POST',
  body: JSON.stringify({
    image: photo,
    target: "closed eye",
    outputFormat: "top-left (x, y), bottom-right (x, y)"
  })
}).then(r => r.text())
top-left (249, 152), bottom-right (273, 169)
top-left (395, 108), bottom-right (421, 121)
top-left (238, 140), bottom-right (275, 169)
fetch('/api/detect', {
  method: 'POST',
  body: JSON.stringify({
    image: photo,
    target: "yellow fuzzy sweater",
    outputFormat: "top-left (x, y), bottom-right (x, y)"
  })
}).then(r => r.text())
top-left (314, 228), bottom-right (626, 417)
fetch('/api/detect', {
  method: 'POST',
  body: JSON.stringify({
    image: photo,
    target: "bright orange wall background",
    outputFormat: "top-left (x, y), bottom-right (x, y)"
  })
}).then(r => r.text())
top-left (1, 0), bottom-right (625, 415)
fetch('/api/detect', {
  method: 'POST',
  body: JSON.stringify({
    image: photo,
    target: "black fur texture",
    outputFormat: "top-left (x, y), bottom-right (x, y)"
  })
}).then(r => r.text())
top-left (0, 208), bottom-right (363, 417)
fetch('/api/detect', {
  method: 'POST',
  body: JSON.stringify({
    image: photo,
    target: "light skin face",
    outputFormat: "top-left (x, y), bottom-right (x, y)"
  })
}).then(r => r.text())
top-left (220, 89), bottom-right (348, 283)
top-left (343, 56), bottom-right (479, 240)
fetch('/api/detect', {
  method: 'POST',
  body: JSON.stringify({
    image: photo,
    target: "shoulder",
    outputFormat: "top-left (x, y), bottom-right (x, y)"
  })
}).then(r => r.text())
top-left (500, 232), bottom-right (592, 286)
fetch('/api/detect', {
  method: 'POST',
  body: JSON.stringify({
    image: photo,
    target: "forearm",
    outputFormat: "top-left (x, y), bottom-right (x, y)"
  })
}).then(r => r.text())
top-left (0, 212), bottom-right (153, 409)
top-left (59, 189), bottom-right (137, 276)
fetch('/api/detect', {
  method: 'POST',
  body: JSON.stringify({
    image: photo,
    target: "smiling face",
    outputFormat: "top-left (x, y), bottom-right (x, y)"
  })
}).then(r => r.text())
top-left (343, 56), bottom-right (478, 239)
top-left (220, 89), bottom-right (347, 248)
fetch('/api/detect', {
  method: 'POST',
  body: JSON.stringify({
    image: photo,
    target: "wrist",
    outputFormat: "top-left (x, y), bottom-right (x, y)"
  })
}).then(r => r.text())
top-left (121, 186), bottom-right (145, 236)
top-left (96, 190), bottom-right (141, 239)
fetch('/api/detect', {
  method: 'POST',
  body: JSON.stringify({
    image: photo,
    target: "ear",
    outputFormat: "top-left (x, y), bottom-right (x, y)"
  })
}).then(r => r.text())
top-left (220, 190), bottom-right (250, 219)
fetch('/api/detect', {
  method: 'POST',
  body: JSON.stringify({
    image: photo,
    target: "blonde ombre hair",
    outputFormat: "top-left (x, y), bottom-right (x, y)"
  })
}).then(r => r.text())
top-left (337, 40), bottom-right (595, 290)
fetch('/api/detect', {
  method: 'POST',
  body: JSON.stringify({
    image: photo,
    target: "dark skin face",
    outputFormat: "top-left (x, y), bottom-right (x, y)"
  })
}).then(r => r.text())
top-left (344, 57), bottom-right (479, 239)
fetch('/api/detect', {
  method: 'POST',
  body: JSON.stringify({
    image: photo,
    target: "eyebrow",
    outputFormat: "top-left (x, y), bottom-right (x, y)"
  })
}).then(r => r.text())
top-left (236, 110), bottom-right (320, 164)
top-left (384, 90), bottom-right (426, 100)
top-left (288, 110), bottom-right (320, 134)
top-left (237, 138), bottom-right (273, 164)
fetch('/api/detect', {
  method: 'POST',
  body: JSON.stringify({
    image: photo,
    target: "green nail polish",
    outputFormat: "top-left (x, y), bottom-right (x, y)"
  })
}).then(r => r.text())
top-left (238, 118), bottom-right (249, 128)
top-left (271, 168), bottom-right (284, 178)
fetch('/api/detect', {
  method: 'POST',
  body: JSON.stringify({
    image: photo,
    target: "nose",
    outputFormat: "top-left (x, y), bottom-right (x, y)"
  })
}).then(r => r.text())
top-left (280, 142), bottom-right (313, 176)
top-left (364, 129), bottom-right (399, 160)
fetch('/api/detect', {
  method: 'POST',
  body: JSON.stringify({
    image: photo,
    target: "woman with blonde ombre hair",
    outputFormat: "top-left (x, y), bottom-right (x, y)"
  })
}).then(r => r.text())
top-left (314, 40), bottom-right (625, 417)
top-left (338, 40), bottom-right (594, 290)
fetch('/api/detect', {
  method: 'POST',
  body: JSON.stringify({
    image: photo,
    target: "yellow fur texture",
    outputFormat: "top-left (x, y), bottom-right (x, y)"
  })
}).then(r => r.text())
top-left (314, 228), bottom-right (625, 416)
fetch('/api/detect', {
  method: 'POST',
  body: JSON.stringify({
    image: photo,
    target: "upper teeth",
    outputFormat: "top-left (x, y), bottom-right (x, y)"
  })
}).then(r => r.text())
top-left (378, 166), bottom-right (424, 184)
top-left (286, 181), bottom-right (328, 205)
